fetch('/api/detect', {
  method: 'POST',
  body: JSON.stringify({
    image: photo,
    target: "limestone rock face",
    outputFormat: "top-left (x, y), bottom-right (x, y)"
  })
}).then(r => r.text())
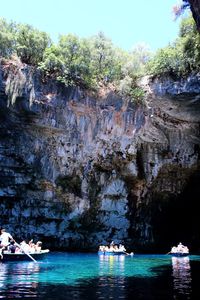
top-left (0, 60), bottom-right (200, 252)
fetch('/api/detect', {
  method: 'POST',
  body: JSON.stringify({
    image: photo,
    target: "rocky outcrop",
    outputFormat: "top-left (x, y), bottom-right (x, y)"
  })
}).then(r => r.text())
top-left (0, 59), bottom-right (200, 252)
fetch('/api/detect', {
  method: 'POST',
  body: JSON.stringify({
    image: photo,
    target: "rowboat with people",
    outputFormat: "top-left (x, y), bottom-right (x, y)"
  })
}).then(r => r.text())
top-left (168, 242), bottom-right (189, 257)
top-left (98, 242), bottom-right (134, 256)
top-left (0, 228), bottom-right (49, 262)
top-left (1, 249), bottom-right (50, 262)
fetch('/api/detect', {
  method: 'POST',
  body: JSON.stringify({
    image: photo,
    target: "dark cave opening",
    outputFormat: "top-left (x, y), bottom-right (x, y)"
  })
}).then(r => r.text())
top-left (151, 170), bottom-right (200, 253)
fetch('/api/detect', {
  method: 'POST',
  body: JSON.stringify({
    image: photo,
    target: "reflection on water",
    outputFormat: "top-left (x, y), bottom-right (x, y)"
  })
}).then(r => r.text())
top-left (98, 255), bottom-right (126, 299)
top-left (1, 254), bottom-right (200, 299)
top-left (172, 256), bottom-right (192, 297)
top-left (0, 262), bottom-right (40, 298)
top-left (99, 254), bottom-right (125, 276)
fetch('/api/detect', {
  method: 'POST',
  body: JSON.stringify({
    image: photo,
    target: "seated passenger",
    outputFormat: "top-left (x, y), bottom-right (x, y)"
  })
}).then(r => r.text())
top-left (20, 240), bottom-right (31, 252)
top-left (35, 241), bottom-right (42, 252)
top-left (183, 246), bottom-right (189, 253)
top-left (109, 244), bottom-right (115, 252)
top-left (119, 244), bottom-right (126, 252)
top-left (29, 239), bottom-right (36, 253)
top-left (177, 242), bottom-right (189, 253)
top-left (104, 245), bottom-right (110, 252)
top-left (113, 245), bottom-right (119, 252)
top-left (171, 246), bottom-right (177, 253)
top-left (8, 240), bottom-right (17, 253)
top-left (99, 245), bottom-right (105, 252)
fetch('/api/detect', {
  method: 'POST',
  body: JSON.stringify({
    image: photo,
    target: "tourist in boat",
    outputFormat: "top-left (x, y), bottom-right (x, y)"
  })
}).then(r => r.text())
top-left (35, 241), bottom-right (42, 252)
top-left (20, 240), bottom-right (31, 252)
top-left (170, 242), bottom-right (189, 254)
top-left (28, 239), bottom-right (36, 252)
top-left (0, 228), bottom-right (14, 248)
top-left (104, 245), bottom-right (110, 252)
top-left (8, 240), bottom-right (17, 253)
top-left (113, 245), bottom-right (119, 252)
top-left (177, 242), bottom-right (189, 253)
top-left (171, 246), bottom-right (177, 253)
top-left (119, 244), bottom-right (126, 252)
top-left (99, 245), bottom-right (105, 252)
top-left (109, 243), bottom-right (115, 252)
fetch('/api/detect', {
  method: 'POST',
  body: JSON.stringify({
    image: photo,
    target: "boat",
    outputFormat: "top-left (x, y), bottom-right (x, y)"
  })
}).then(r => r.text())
top-left (1, 249), bottom-right (49, 262)
top-left (169, 243), bottom-right (189, 257)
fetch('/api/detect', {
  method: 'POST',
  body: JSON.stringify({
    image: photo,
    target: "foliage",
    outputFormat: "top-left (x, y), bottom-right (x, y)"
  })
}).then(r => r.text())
top-left (0, 18), bottom-right (51, 65)
top-left (0, 18), bottom-right (16, 57)
top-left (15, 24), bottom-right (51, 65)
top-left (146, 14), bottom-right (200, 77)
top-left (0, 19), bottom-right (150, 103)
top-left (38, 45), bottom-right (64, 78)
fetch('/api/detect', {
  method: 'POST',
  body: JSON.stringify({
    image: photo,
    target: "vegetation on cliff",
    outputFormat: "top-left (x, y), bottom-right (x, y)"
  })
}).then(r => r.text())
top-left (147, 14), bottom-right (200, 77)
top-left (0, 18), bottom-right (148, 103)
top-left (0, 13), bottom-right (199, 101)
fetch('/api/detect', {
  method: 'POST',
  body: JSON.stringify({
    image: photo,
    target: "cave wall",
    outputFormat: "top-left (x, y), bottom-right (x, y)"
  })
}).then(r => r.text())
top-left (0, 60), bottom-right (200, 252)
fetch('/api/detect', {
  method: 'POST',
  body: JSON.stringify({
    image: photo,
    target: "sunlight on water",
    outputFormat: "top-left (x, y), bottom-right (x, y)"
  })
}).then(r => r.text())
top-left (0, 253), bottom-right (200, 299)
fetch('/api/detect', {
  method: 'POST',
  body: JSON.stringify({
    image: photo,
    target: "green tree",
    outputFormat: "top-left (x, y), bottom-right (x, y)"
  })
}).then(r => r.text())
top-left (15, 24), bottom-right (51, 65)
top-left (38, 44), bottom-right (64, 78)
top-left (146, 15), bottom-right (200, 77)
top-left (90, 32), bottom-right (117, 82)
top-left (0, 18), bottom-right (16, 57)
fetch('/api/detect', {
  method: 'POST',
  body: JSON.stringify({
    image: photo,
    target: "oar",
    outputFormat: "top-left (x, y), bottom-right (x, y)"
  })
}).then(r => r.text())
top-left (166, 251), bottom-right (171, 255)
top-left (15, 242), bottom-right (37, 262)
top-left (123, 251), bottom-right (134, 256)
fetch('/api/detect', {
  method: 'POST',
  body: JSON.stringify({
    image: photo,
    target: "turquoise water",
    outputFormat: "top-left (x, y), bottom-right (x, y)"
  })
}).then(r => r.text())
top-left (1, 253), bottom-right (200, 299)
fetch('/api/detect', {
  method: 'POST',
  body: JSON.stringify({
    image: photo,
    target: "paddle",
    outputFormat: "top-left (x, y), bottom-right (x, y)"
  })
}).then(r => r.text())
top-left (123, 251), bottom-right (134, 256)
top-left (15, 242), bottom-right (37, 262)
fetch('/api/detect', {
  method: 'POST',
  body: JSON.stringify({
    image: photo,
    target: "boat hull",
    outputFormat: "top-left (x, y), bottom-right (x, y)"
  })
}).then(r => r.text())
top-left (170, 252), bottom-right (189, 257)
top-left (98, 251), bottom-right (127, 256)
top-left (1, 249), bottom-right (49, 261)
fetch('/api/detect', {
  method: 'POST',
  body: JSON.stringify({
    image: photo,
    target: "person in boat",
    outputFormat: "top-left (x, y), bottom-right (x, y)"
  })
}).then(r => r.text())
top-left (109, 243), bottom-right (115, 252)
top-left (171, 246), bottom-right (177, 253)
top-left (118, 244), bottom-right (126, 252)
top-left (110, 241), bottom-right (114, 247)
top-left (8, 240), bottom-right (17, 253)
top-left (113, 245), bottom-right (119, 252)
top-left (35, 241), bottom-right (42, 252)
top-left (104, 245), bottom-right (110, 252)
top-left (99, 245), bottom-right (106, 252)
top-left (28, 239), bottom-right (36, 252)
top-left (177, 242), bottom-right (189, 253)
top-left (20, 240), bottom-right (31, 253)
top-left (0, 228), bottom-right (14, 249)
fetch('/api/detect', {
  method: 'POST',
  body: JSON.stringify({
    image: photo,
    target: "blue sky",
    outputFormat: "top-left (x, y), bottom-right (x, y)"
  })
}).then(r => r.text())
top-left (0, 0), bottom-right (184, 52)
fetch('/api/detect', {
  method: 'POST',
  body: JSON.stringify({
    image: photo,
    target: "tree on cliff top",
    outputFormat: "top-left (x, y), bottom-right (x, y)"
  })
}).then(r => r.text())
top-left (15, 24), bottom-right (51, 65)
top-left (0, 18), bottom-right (51, 65)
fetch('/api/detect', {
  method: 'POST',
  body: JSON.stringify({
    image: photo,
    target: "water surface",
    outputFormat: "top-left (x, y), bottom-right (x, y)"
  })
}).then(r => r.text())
top-left (1, 253), bottom-right (200, 299)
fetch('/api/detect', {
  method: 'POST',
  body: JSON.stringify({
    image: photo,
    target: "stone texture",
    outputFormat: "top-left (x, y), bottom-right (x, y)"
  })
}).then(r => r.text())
top-left (0, 60), bottom-right (200, 252)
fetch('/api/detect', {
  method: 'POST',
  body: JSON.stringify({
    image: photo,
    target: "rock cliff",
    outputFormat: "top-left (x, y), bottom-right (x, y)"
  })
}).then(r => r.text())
top-left (0, 59), bottom-right (200, 252)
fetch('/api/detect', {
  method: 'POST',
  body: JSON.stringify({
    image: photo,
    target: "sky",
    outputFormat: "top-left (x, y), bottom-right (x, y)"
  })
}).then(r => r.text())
top-left (0, 0), bottom-right (185, 52)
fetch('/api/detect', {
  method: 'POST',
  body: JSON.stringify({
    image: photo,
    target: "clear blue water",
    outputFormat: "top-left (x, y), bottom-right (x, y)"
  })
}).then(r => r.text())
top-left (1, 253), bottom-right (200, 299)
